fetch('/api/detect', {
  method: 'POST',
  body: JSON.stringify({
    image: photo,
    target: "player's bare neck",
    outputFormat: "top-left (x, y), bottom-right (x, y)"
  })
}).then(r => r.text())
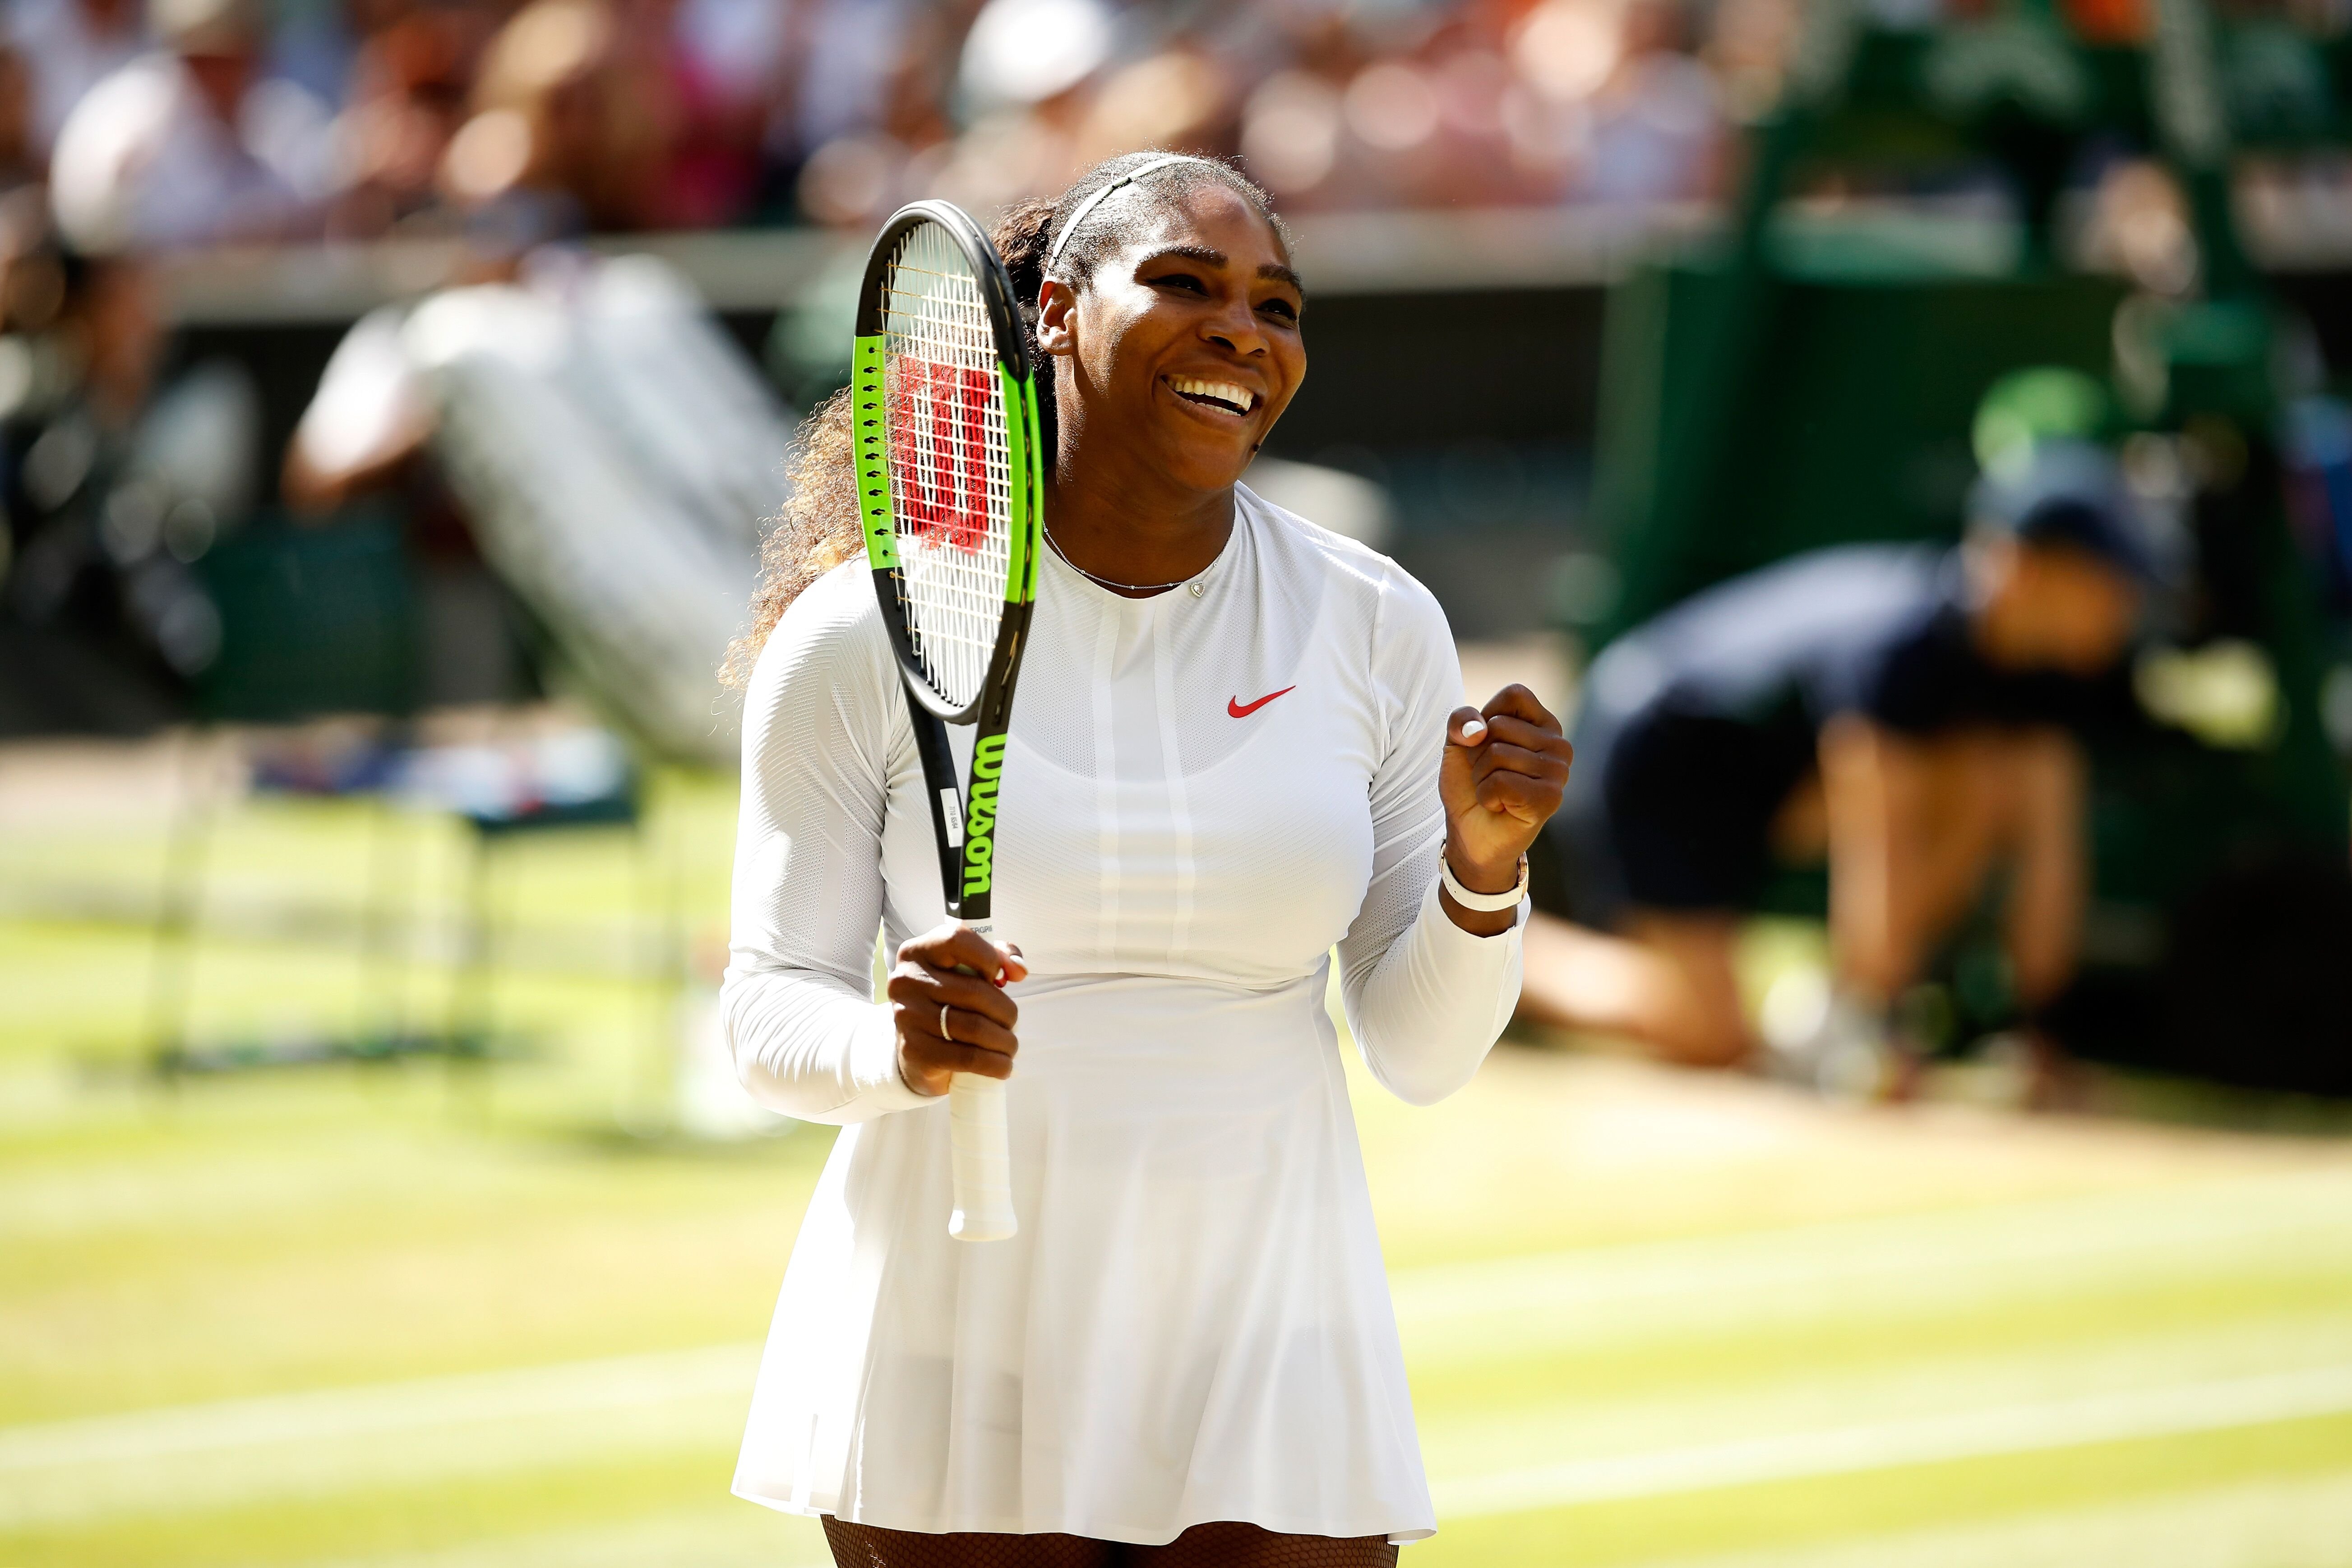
top-left (1047, 451), bottom-right (1235, 599)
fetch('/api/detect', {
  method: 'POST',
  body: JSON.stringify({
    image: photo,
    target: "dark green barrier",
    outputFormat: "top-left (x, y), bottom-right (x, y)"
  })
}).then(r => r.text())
top-left (198, 504), bottom-right (418, 723)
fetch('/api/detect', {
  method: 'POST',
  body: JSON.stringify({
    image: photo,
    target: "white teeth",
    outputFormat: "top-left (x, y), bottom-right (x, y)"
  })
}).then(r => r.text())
top-left (1170, 377), bottom-right (1253, 414)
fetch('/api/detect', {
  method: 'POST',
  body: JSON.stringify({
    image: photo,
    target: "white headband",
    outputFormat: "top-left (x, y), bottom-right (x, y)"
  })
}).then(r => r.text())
top-left (1042, 154), bottom-right (1206, 276)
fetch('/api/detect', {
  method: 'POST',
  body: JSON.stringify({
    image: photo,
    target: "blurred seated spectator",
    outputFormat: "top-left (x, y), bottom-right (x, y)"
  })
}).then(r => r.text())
top-left (1236, 9), bottom-right (1368, 209)
top-left (781, 0), bottom-right (963, 229)
top-left (277, 216), bottom-right (531, 708)
top-left (1517, 420), bottom-right (2153, 1083)
top-left (282, 199), bottom-right (551, 516)
top-left (50, 0), bottom-right (324, 251)
top-left (453, 0), bottom-right (723, 232)
top-left (1701, 0), bottom-right (1802, 125)
top-left (663, 0), bottom-right (782, 226)
top-left (1574, 0), bottom-right (1722, 204)
top-left (927, 0), bottom-right (1110, 214)
top-left (6, 0), bottom-right (143, 157)
top-left (3, 0), bottom-right (1770, 247)
top-left (1072, 44), bottom-right (1231, 173)
top-left (328, 0), bottom-right (489, 237)
top-left (0, 203), bottom-right (259, 730)
top-left (1330, 23), bottom-right (1537, 211)
top-left (0, 42), bottom-right (44, 192)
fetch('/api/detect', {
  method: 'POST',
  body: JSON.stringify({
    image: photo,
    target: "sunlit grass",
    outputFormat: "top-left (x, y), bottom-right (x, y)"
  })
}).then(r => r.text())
top-left (4, 756), bottom-right (2351, 1566)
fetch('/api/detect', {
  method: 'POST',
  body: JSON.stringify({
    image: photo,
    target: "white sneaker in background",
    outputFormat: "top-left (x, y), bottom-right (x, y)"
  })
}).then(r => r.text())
top-left (1761, 966), bottom-right (1898, 1098)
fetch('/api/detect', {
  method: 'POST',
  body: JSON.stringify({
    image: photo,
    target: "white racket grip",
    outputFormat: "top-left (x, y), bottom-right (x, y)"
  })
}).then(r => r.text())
top-left (947, 1072), bottom-right (1017, 1241)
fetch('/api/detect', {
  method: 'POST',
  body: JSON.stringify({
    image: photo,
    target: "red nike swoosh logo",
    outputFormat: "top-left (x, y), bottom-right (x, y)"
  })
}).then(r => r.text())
top-left (1227, 687), bottom-right (1295, 718)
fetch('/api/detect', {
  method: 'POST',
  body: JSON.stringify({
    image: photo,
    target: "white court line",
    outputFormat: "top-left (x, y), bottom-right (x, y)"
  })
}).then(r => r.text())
top-left (1434, 1362), bottom-right (2352, 1520)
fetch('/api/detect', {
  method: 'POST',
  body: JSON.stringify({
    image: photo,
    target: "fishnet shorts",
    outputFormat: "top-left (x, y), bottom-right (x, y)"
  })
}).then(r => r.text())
top-left (822, 1517), bottom-right (1401, 1568)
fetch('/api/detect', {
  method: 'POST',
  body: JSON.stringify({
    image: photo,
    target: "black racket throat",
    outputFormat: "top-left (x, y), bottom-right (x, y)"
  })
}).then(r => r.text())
top-left (870, 566), bottom-right (1032, 728)
top-left (905, 683), bottom-right (1016, 925)
top-left (877, 570), bottom-right (1030, 923)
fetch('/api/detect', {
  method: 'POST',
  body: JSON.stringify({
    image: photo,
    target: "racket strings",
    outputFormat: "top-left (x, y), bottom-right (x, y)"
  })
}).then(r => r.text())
top-left (881, 221), bottom-right (1015, 711)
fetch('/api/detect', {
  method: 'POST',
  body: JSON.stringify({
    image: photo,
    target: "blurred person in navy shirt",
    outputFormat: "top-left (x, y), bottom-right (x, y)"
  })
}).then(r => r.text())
top-left (1518, 438), bottom-right (2154, 1085)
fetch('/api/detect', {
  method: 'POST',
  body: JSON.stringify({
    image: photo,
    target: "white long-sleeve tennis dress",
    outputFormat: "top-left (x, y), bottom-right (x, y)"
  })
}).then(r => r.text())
top-left (724, 484), bottom-right (1525, 1546)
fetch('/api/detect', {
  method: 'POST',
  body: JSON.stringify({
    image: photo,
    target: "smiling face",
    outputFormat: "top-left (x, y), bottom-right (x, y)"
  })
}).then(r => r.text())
top-left (1037, 183), bottom-right (1306, 497)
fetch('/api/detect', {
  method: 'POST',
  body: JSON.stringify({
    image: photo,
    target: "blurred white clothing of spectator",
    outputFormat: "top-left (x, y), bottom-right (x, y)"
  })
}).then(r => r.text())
top-left (52, 53), bottom-right (310, 249)
top-left (6, 0), bottom-right (143, 153)
top-left (959, 0), bottom-right (1110, 115)
top-left (50, 0), bottom-right (326, 252)
top-left (1241, 70), bottom-right (1344, 200)
top-left (929, 105), bottom-right (1077, 213)
top-left (263, 0), bottom-right (356, 108)
top-left (786, 0), bottom-right (913, 158)
top-left (678, 0), bottom-right (789, 108)
top-left (1576, 2), bottom-right (1719, 205)
top-left (1072, 47), bottom-right (1228, 171)
top-left (1578, 51), bottom-right (1715, 203)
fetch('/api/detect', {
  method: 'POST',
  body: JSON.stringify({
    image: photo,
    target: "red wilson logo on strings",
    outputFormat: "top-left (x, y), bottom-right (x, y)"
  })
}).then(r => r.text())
top-left (892, 360), bottom-right (995, 552)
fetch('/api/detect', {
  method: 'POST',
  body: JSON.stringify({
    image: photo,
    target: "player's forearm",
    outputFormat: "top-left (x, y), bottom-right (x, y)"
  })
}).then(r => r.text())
top-left (1343, 876), bottom-right (1525, 1106)
top-left (721, 966), bottom-right (930, 1124)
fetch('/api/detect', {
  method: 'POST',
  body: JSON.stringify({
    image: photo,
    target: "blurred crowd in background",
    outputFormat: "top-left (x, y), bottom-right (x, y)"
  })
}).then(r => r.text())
top-left (0, 0), bottom-right (1758, 732)
top-left (0, 0), bottom-right (1751, 257)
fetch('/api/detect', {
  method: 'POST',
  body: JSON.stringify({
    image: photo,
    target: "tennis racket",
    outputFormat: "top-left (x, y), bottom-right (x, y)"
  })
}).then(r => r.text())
top-left (853, 200), bottom-right (1043, 1243)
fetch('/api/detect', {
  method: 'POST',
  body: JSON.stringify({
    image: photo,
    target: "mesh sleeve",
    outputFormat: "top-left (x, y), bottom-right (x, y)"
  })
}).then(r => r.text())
top-left (1333, 572), bottom-right (1525, 1107)
top-left (721, 567), bottom-right (932, 1124)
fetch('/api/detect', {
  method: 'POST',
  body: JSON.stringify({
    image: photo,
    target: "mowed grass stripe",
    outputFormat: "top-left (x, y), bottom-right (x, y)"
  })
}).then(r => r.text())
top-left (1609, 1468), bottom-right (2352, 1568)
top-left (0, 1347), bottom-right (758, 1532)
top-left (1414, 1310), bottom-right (2352, 1482)
top-left (14, 1169), bottom-right (2338, 1467)
top-left (289, 1503), bottom-right (832, 1568)
top-left (9, 1172), bottom-right (2350, 1541)
top-left (1432, 1363), bottom-right (2352, 1518)
top-left (1391, 1167), bottom-right (2352, 1363)
top-left (16, 1314), bottom-right (2346, 1533)
top-left (1421, 1409), bottom-right (2352, 1567)
top-left (0, 1448), bottom-right (767, 1568)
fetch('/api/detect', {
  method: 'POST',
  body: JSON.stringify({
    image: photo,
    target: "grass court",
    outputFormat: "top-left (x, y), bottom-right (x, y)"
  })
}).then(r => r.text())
top-left (3, 747), bottom-right (2349, 1568)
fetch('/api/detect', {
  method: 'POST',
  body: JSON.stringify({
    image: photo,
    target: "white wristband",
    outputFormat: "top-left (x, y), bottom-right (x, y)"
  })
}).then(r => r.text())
top-left (1439, 852), bottom-right (1528, 912)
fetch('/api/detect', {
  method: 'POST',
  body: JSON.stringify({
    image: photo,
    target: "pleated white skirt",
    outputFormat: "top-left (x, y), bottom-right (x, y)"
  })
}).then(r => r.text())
top-left (730, 969), bottom-right (1435, 1545)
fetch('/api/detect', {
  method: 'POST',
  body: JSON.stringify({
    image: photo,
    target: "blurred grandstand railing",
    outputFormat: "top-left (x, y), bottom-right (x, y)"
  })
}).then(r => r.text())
top-left (153, 200), bottom-right (2352, 325)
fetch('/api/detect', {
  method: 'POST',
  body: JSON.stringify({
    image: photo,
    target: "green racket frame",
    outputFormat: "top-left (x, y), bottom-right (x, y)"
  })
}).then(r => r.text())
top-left (850, 200), bottom-right (1044, 924)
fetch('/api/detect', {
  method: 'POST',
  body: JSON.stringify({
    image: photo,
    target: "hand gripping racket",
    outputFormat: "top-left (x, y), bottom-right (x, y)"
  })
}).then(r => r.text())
top-left (853, 201), bottom-right (1043, 1242)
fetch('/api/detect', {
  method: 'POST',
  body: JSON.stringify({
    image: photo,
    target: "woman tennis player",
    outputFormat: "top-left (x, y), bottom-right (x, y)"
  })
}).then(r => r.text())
top-left (722, 152), bottom-right (1571, 1566)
